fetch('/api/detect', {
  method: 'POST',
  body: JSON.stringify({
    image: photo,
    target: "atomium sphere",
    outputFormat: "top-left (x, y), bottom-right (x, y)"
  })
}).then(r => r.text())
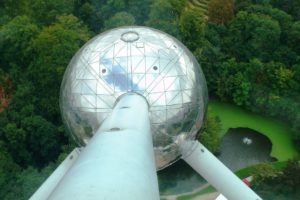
top-left (60, 26), bottom-right (208, 170)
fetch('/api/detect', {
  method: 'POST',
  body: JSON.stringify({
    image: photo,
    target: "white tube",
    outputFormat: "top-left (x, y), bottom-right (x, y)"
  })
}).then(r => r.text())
top-left (182, 141), bottom-right (262, 200)
top-left (30, 148), bottom-right (81, 200)
top-left (48, 93), bottom-right (159, 200)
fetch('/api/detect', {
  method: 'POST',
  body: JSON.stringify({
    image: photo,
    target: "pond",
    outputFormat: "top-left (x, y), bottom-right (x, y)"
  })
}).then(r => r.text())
top-left (218, 128), bottom-right (273, 171)
top-left (158, 127), bottom-right (273, 195)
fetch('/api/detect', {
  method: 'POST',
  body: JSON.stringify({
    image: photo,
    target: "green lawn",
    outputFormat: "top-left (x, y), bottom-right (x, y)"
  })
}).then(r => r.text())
top-left (209, 101), bottom-right (298, 161)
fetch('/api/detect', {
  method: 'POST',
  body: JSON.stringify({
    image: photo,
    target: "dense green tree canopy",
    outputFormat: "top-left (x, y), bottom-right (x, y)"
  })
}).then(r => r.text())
top-left (104, 11), bottom-right (136, 29)
top-left (208, 0), bottom-right (234, 24)
top-left (179, 9), bottom-right (205, 51)
top-left (27, 15), bottom-right (90, 120)
top-left (146, 0), bottom-right (180, 36)
top-left (253, 160), bottom-right (300, 199)
top-left (224, 11), bottom-right (281, 62)
top-left (0, 15), bottom-right (40, 69)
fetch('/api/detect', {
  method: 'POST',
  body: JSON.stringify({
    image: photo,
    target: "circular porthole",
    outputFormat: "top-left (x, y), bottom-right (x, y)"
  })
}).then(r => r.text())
top-left (121, 31), bottom-right (140, 42)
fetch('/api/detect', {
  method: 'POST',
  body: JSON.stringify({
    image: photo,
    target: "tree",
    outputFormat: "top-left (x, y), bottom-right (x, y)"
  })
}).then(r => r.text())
top-left (0, 0), bottom-right (30, 18)
top-left (198, 111), bottom-right (222, 154)
top-left (245, 4), bottom-right (293, 46)
top-left (252, 163), bottom-right (280, 186)
top-left (3, 163), bottom-right (57, 200)
top-left (0, 70), bottom-right (13, 112)
top-left (3, 123), bottom-right (31, 166)
top-left (208, 0), bottom-right (234, 24)
top-left (273, 65), bottom-right (294, 93)
top-left (74, 1), bottom-right (103, 33)
top-left (0, 141), bottom-right (20, 199)
top-left (288, 21), bottom-right (300, 54)
top-left (27, 15), bottom-right (90, 120)
top-left (205, 58), bottom-right (251, 104)
top-left (235, 0), bottom-right (253, 12)
top-left (271, 0), bottom-right (300, 20)
top-left (100, 0), bottom-right (126, 20)
top-left (179, 9), bottom-right (205, 51)
top-left (104, 11), bottom-right (135, 30)
top-left (127, 0), bottom-right (153, 25)
top-left (193, 23), bottom-right (227, 98)
top-left (224, 11), bottom-right (281, 62)
top-left (280, 159), bottom-right (300, 191)
top-left (0, 15), bottom-right (40, 69)
top-left (2, 82), bottom-right (36, 122)
top-left (292, 112), bottom-right (300, 152)
top-left (28, 0), bottom-right (75, 25)
top-left (169, 0), bottom-right (188, 15)
top-left (146, 0), bottom-right (180, 37)
top-left (76, 2), bottom-right (96, 25)
top-left (21, 115), bottom-right (62, 167)
top-left (253, 161), bottom-right (300, 199)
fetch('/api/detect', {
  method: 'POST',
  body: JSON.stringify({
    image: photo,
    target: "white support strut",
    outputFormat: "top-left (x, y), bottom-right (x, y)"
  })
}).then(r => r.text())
top-left (43, 93), bottom-right (159, 200)
top-left (182, 141), bottom-right (262, 200)
top-left (30, 148), bottom-right (81, 200)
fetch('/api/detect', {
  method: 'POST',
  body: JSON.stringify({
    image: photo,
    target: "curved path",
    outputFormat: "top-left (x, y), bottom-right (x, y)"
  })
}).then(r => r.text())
top-left (160, 183), bottom-right (210, 200)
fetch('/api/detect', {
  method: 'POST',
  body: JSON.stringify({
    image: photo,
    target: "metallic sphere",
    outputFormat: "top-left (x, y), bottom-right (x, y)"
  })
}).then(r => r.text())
top-left (60, 26), bottom-right (208, 170)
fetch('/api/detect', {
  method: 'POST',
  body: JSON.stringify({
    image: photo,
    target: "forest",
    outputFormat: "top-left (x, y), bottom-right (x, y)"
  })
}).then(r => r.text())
top-left (0, 0), bottom-right (299, 199)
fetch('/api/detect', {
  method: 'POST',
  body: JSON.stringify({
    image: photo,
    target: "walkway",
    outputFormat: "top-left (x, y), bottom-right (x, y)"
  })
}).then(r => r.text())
top-left (160, 183), bottom-right (211, 200)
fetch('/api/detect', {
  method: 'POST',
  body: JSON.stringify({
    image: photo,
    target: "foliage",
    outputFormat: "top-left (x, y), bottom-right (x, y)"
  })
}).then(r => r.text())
top-left (288, 21), bottom-right (300, 54)
top-left (208, 0), bottom-right (234, 24)
top-left (104, 11), bottom-right (135, 29)
top-left (3, 164), bottom-right (56, 200)
top-left (27, 14), bottom-right (90, 120)
top-left (179, 9), bottom-right (205, 51)
top-left (252, 163), bottom-right (281, 186)
top-left (0, 15), bottom-right (40, 69)
top-left (198, 110), bottom-right (222, 154)
top-left (146, 0), bottom-right (180, 37)
top-left (126, 0), bottom-right (153, 25)
top-left (169, 0), bottom-right (188, 15)
top-left (252, 159), bottom-right (300, 199)
top-left (0, 141), bottom-right (20, 198)
top-left (271, 0), bottom-right (300, 20)
top-left (224, 10), bottom-right (281, 62)
top-left (27, 0), bottom-right (75, 25)
top-left (0, 69), bottom-right (13, 112)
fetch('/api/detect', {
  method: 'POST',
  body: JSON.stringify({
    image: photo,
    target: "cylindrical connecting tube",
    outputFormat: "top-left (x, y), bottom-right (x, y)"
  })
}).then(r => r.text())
top-left (48, 93), bottom-right (159, 200)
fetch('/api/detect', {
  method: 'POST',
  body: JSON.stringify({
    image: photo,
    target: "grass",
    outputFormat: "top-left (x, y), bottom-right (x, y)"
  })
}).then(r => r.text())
top-left (209, 101), bottom-right (298, 161)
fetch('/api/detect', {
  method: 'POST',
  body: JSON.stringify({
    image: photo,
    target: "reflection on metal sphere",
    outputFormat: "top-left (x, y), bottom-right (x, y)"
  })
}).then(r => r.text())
top-left (60, 26), bottom-right (208, 170)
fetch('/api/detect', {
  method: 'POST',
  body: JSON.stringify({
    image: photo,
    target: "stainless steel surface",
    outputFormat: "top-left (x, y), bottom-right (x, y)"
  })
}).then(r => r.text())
top-left (60, 26), bottom-right (208, 170)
